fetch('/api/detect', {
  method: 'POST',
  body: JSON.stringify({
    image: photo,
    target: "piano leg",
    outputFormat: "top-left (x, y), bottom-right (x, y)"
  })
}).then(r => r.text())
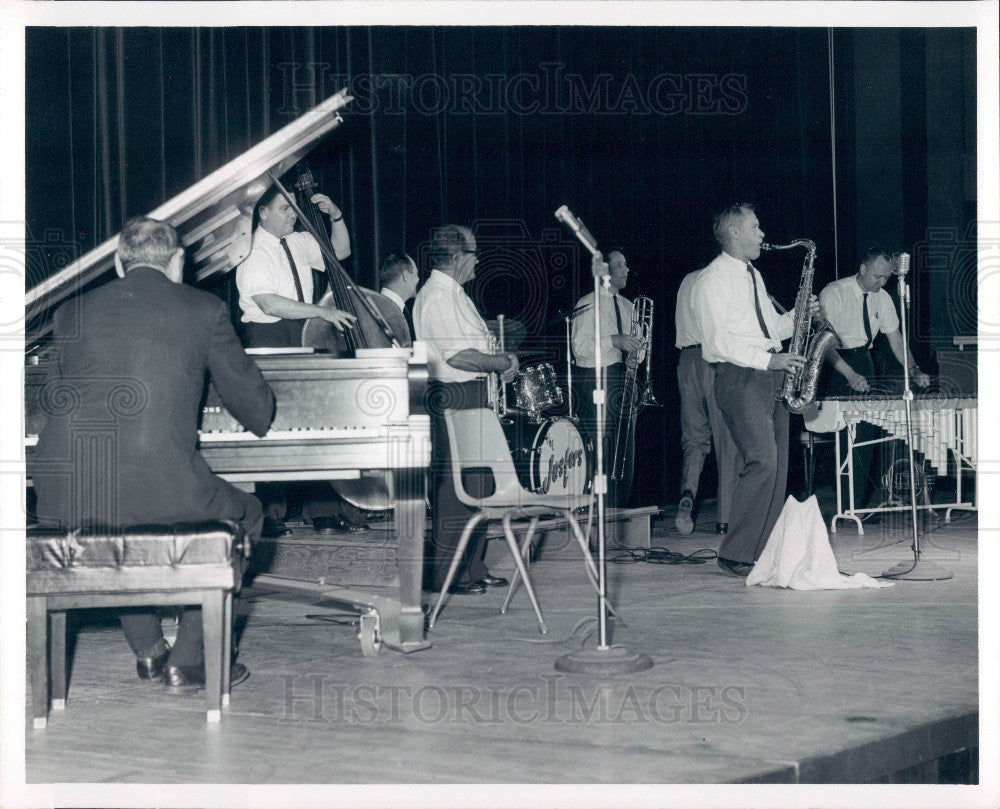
top-left (386, 467), bottom-right (432, 653)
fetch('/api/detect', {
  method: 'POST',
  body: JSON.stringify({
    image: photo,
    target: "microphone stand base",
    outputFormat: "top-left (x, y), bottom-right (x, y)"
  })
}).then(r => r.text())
top-left (881, 557), bottom-right (953, 581)
top-left (555, 646), bottom-right (653, 675)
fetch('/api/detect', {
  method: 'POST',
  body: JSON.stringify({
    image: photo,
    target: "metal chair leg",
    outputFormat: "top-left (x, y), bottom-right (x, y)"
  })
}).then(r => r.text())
top-left (501, 516), bottom-right (540, 613)
top-left (564, 511), bottom-right (600, 584)
top-left (428, 513), bottom-right (486, 629)
top-left (500, 514), bottom-right (547, 633)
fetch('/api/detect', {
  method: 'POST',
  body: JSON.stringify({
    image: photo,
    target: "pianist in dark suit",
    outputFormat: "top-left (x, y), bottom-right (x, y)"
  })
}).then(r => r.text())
top-left (33, 216), bottom-right (275, 694)
top-left (819, 248), bottom-right (931, 509)
top-left (236, 185), bottom-right (369, 537)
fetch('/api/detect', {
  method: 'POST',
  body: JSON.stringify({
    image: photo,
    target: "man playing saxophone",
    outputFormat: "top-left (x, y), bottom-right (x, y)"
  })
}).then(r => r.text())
top-left (691, 203), bottom-right (819, 576)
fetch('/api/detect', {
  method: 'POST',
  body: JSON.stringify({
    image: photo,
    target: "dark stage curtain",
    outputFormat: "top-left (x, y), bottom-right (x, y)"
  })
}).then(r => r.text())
top-left (23, 26), bottom-right (885, 505)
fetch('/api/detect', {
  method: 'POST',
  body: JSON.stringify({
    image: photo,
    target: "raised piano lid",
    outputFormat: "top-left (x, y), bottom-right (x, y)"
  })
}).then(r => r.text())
top-left (26, 88), bottom-right (353, 343)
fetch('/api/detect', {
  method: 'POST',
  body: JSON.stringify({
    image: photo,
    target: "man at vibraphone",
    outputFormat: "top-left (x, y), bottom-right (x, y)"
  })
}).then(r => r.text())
top-left (819, 248), bottom-right (930, 511)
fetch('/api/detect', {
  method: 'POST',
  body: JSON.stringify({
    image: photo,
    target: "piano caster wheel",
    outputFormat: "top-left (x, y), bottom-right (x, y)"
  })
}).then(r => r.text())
top-left (358, 613), bottom-right (382, 658)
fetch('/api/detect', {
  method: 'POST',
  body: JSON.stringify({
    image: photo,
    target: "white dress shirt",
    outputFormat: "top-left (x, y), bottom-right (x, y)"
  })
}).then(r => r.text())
top-left (819, 276), bottom-right (899, 350)
top-left (693, 251), bottom-right (794, 370)
top-left (674, 270), bottom-right (703, 349)
top-left (571, 286), bottom-right (635, 369)
top-left (236, 228), bottom-right (323, 323)
top-left (413, 270), bottom-right (493, 383)
top-left (379, 286), bottom-right (407, 314)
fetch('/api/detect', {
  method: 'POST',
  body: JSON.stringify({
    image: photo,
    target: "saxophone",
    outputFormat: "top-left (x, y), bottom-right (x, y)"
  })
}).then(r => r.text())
top-left (761, 240), bottom-right (840, 413)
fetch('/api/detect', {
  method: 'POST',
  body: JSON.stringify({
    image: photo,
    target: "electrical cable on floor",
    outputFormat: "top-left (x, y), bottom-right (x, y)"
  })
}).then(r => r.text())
top-left (869, 508), bottom-right (976, 579)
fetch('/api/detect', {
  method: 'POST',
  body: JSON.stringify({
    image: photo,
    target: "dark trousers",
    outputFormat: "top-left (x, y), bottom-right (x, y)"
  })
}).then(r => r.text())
top-left (714, 364), bottom-right (789, 564)
top-left (575, 364), bottom-right (635, 509)
top-left (428, 380), bottom-right (492, 589)
top-left (826, 349), bottom-right (880, 508)
top-left (118, 489), bottom-right (262, 667)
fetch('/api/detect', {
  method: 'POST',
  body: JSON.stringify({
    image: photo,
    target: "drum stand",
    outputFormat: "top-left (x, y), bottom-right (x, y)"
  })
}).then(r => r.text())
top-left (564, 313), bottom-right (574, 420)
top-left (552, 220), bottom-right (652, 674)
top-left (881, 253), bottom-right (952, 581)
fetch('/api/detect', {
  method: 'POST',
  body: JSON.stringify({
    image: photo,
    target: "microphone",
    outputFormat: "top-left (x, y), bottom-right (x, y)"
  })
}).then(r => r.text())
top-left (893, 252), bottom-right (910, 276)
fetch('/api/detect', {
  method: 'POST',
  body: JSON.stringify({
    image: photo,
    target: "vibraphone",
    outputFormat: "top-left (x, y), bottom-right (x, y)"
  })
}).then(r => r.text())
top-left (805, 394), bottom-right (977, 532)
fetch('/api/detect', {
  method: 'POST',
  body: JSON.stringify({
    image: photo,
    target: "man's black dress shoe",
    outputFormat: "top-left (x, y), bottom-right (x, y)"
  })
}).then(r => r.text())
top-left (478, 574), bottom-right (509, 588)
top-left (262, 515), bottom-right (292, 539)
top-left (312, 515), bottom-right (369, 534)
top-left (426, 580), bottom-right (487, 595)
top-left (716, 522), bottom-right (729, 535)
top-left (716, 557), bottom-right (754, 578)
top-left (136, 642), bottom-right (169, 682)
top-left (163, 662), bottom-right (250, 696)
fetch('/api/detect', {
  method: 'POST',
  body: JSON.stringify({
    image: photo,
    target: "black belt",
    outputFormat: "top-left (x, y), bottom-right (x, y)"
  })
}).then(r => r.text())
top-left (680, 344), bottom-right (701, 350)
top-left (839, 346), bottom-right (872, 355)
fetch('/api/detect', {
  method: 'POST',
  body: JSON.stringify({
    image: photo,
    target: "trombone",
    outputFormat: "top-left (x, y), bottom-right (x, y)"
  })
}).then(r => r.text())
top-left (611, 295), bottom-right (658, 481)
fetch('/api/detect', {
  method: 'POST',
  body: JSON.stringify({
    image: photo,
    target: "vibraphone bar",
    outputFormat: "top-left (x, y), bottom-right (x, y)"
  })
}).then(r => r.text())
top-left (806, 394), bottom-right (977, 534)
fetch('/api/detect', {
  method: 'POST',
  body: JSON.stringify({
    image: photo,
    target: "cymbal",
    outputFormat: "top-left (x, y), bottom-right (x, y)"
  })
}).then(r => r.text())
top-left (544, 303), bottom-right (589, 328)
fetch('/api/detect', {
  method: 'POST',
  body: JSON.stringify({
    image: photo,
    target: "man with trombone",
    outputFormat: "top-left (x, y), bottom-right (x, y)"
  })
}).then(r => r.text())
top-left (571, 249), bottom-right (644, 511)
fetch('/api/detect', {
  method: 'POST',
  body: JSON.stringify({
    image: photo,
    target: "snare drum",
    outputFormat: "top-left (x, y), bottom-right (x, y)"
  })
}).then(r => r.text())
top-left (512, 363), bottom-right (564, 417)
top-left (503, 416), bottom-right (589, 495)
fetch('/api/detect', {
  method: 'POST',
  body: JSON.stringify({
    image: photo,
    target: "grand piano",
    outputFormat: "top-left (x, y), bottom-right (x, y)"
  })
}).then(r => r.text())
top-left (24, 90), bottom-right (432, 657)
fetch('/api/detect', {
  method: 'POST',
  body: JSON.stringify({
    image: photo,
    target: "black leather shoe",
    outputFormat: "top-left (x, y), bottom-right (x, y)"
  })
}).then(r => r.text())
top-left (426, 580), bottom-right (487, 595)
top-left (717, 557), bottom-right (754, 578)
top-left (164, 662), bottom-right (250, 696)
top-left (478, 574), bottom-right (509, 588)
top-left (262, 515), bottom-right (292, 539)
top-left (312, 515), bottom-right (369, 534)
top-left (136, 642), bottom-right (169, 682)
top-left (716, 522), bottom-right (729, 535)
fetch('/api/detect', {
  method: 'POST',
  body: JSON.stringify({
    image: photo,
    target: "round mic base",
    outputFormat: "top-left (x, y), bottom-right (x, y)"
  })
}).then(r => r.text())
top-left (554, 645), bottom-right (653, 675)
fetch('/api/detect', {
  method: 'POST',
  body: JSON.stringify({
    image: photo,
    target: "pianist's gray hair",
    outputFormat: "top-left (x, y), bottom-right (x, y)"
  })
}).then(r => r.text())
top-left (117, 217), bottom-right (180, 270)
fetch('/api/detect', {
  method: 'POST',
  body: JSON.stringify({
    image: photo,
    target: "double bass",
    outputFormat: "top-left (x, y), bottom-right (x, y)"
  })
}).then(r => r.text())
top-left (275, 165), bottom-right (408, 510)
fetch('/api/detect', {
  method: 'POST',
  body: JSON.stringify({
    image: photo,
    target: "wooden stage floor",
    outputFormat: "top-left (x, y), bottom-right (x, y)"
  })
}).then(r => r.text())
top-left (24, 500), bottom-right (978, 787)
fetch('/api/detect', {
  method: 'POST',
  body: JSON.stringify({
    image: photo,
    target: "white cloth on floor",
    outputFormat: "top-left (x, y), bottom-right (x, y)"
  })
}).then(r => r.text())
top-left (746, 495), bottom-right (893, 590)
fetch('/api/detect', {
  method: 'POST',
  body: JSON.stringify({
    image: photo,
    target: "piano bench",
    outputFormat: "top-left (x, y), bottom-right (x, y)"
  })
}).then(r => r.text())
top-left (26, 521), bottom-right (248, 728)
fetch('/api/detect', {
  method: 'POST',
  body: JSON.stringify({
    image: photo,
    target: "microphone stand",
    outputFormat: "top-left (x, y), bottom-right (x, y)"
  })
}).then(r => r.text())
top-left (565, 314), bottom-right (574, 420)
top-left (882, 252), bottom-right (952, 581)
top-left (553, 206), bottom-right (652, 675)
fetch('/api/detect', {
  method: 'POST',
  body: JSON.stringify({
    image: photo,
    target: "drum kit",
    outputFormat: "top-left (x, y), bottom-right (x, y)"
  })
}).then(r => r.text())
top-left (496, 357), bottom-right (591, 497)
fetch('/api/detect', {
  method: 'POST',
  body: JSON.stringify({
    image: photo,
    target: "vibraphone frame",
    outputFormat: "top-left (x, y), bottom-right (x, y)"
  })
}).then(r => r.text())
top-left (829, 400), bottom-right (977, 534)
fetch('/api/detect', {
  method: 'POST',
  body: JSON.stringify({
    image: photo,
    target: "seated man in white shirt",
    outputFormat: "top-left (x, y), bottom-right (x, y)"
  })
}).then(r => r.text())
top-left (692, 203), bottom-right (818, 577)
top-left (819, 247), bottom-right (930, 509)
top-left (413, 225), bottom-right (516, 594)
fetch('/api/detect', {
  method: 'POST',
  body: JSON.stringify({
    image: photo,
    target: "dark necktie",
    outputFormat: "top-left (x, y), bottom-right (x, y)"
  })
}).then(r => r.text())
top-left (613, 295), bottom-right (624, 334)
top-left (279, 237), bottom-right (305, 303)
top-left (747, 264), bottom-right (772, 340)
top-left (862, 293), bottom-right (873, 348)
top-left (403, 299), bottom-right (415, 339)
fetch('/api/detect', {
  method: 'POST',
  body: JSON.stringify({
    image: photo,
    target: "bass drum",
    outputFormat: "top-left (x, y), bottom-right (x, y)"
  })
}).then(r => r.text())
top-left (502, 416), bottom-right (590, 496)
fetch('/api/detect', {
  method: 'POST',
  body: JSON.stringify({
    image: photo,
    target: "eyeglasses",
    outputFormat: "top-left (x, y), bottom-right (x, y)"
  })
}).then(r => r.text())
top-left (461, 248), bottom-right (479, 258)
